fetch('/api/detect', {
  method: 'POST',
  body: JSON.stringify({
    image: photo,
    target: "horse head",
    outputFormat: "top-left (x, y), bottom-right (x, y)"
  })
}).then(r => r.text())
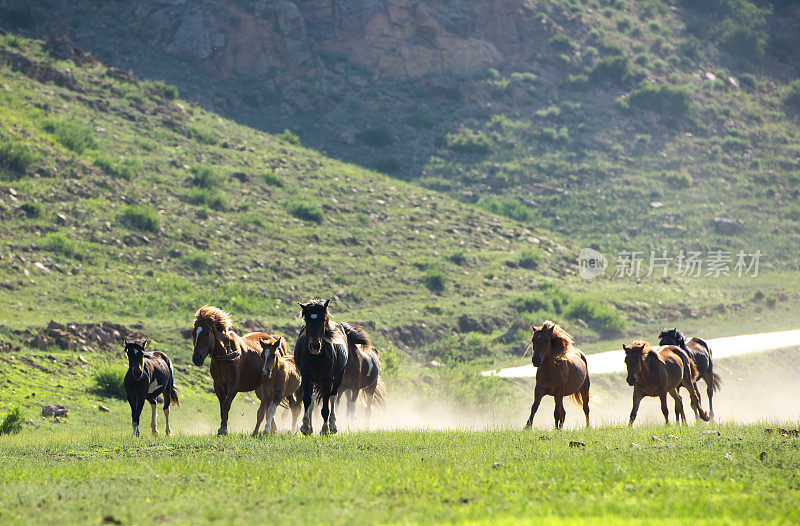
top-left (192, 305), bottom-right (232, 366)
top-left (622, 340), bottom-right (647, 386)
top-left (125, 339), bottom-right (148, 380)
top-left (299, 299), bottom-right (329, 355)
top-left (658, 327), bottom-right (685, 349)
top-left (528, 322), bottom-right (555, 367)
top-left (261, 337), bottom-right (284, 379)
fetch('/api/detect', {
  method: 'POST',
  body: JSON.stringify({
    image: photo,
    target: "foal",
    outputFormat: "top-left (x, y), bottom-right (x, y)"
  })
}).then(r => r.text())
top-left (255, 338), bottom-right (303, 435)
top-left (337, 330), bottom-right (384, 426)
top-left (623, 340), bottom-right (710, 425)
top-left (524, 321), bottom-right (590, 430)
top-left (123, 340), bottom-right (179, 436)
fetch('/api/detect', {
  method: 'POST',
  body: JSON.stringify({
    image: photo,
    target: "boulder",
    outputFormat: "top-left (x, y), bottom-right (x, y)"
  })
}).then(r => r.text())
top-left (42, 404), bottom-right (68, 418)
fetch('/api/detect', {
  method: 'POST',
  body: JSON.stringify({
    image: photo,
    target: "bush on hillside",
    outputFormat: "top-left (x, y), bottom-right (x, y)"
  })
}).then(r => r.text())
top-left (189, 165), bottom-right (222, 188)
top-left (0, 408), bottom-right (23, 435)
top-left (0, 139), bottom-right (39, 178)
top-left (564, 296), bottom-right (626, 337)
top-left (290, 200), bottom-right (324, 223)
top-left (93, 364), bottom-right (127, 400)
top-left (783, 81), bottom-right (800, 115)
top-left (39, 232), bottom-right (78, 258)
top-left (356, 127), bottom-right (394, 148)
top-left (589, 56), bottom-right (632, 86)
top-left (277, 129), bottom-right (301, 145)
top-left (187, 123), bottom-right (218, 145)
top-left (625, 82), bottom-right (692, 118)
top-left (120, 205), bottom-right (160, 232)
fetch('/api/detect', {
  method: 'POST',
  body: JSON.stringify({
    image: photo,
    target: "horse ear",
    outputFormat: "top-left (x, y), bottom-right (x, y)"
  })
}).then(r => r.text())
top-left (323, 299), bottom-right (330, 309)
top-left (622, 344), bottom-right (629, 352)
top-left (530, 324), bottom-right (538, 332)
top-left (142, 339), bottom-right (149, 349)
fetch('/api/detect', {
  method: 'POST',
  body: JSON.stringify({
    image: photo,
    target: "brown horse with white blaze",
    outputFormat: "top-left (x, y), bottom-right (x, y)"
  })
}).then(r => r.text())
top-left (256, 338), bottom-right (303, 435)
top-left (524, 321), bottom-right (590, 429)
top-left (191, 305), bottom-right (288, 435)
top-left (623, 340), bottom-right (710, 425)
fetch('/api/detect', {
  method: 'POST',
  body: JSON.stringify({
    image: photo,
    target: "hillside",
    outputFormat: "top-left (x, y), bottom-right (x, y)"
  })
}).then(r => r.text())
top-left (3, 0), bottom-right (799, 263)
top-left (0, 32), bottom-right (798, 368)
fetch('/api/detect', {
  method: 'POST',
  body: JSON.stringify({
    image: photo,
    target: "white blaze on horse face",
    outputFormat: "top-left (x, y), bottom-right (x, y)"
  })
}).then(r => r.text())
top-left (309, 314), bottom-right (318, 319)
top-left (195, 326), bottom-right (203, 342)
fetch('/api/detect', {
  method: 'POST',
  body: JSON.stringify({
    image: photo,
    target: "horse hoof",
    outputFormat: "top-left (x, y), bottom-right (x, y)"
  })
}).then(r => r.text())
top-left (320, 424), bottom-right (330, 435)
top-left (217, 428), bottom-right (228, 436)
top-left (329, 423), bottom-right (338, 435)
top-left (300, 423), bottom-right (313, 436)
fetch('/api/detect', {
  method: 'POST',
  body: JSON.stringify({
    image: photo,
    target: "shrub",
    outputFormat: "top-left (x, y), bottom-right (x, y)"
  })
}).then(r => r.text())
top-left (277, 129), bottom-right (301, 145)
top-left (290, 200), bottom-right (324, 223)
top-left (549, 34), bottom-right (576, 52)
top-left (148, 80), bottom-right (179, 100)
top-left (0, 408), bottom-right (23, 435)
top-left (477, 196), bottom-right (534, 222)
top-left (43, 119), bottom-right (96, 153)
top-left (518, 249), bottom-right (541, 269)
top-left (356, 127), bottom-right (394, 148)
top-left (183, 250), bottom-right (215, 273)
top-left (189, 164), bottom-right (222, 188)
top-left (539, 282), bottom-right (570, 315)
top-left (783, 81), bottom-right (800, 115)
top-left (446, 128), bottom-right (493, 154)
top-left (739, 73), bottom-right (757, 89)
top-left (187, 123), bottom-right (218, 145)
top-left (40, 232), bottom-right (78, 258)
top-left (20, 202), bottom-right (42, 218)
top-left (626, 82), bottom-right (691, 118)
top-left (94, 154), bottom-right (142, 180)
top-left (0, 139), bottom-right (39, 177)
top-left (373, 157), bottom-right (402, 174)
top-left (448, 250), bottom-right (467, 266)
top-left (665, 172), bottom-right (693, 188)
top-left (263, 171), bottom-right (284, 187)
top-left (93, 364), bottom-right (127, 400)
top-left (188, 188), bottom-right (227, 210)
top-left (512, 294), bottom-right (550, 313)
top-left (564, 296), bottom-right (626, 336)
top-left (423, 266), bottom-right (446, 292)
top-left (589, 56), bottom-right (632, 85)
top-left (408, 109), bottom-right (438, 129)
top-left (120, 205), bottom-right (160, 232)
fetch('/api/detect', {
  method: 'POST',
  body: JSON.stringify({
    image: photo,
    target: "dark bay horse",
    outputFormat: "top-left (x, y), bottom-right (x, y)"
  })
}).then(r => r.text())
top-left (123, 339), bottom-right (179, 436)
top-left (659, 328), bottom-right (721, 420)
top-left (524, 321), bottom-right (590, 430)
top-left (623, 340), bottom-right (710, 425)
top-left (295, 299), bottom-right (367, 435)
top-left (192, 305), bottom-right (288, 435)
top-left (256, 338), bottom-right (303, 435)
top-left (337, 341), bottom-right (386, 427)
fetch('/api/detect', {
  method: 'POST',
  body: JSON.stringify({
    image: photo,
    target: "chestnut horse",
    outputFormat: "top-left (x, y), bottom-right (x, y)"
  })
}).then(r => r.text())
top-left (191, 305), bottom-right (288, 435)
top-left (524, 321), bottom-right (590, 429)
top-left (295, 299), bottom-right (369, 435)
top-left (623, 340), bottom-right (710, 425)
top-left (337, 342), bottom-right (386, 426)
top-left (658, 328), bottom-right (721, 420)
top-left (256, 338), bottom-right (303, 435)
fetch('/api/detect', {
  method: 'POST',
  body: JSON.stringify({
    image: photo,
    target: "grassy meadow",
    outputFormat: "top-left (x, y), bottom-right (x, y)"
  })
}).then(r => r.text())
top-left (1, 425), bottom-right (799, 524)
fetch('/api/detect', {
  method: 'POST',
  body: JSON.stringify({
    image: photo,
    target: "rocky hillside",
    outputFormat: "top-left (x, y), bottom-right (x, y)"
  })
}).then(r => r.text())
top-left (3, 0), bottom-right (799, 265)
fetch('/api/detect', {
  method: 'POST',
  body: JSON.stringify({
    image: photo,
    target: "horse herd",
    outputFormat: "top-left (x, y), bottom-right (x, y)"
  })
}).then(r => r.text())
top-left (122, 301), bottom-right (721, 436)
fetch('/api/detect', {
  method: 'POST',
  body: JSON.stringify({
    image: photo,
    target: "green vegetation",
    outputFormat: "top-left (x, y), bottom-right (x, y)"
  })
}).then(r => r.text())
top-left (277, 129), bottom-right (301, 145)
top-left (119, 205), bottom-right (160, 233)
top-left (356, 126), bottom-right (394, 147)
top-left (624, 82), bottom-right (692, 118)
top-left (42, 118), bottom-right (96, 153)
top-left (1, 425), bottom-right (799, 523)
top-left (189, 164), bottom-right (222, 189)
top-left (38, 232), bottom-right (78, 259)
top-left (0, 408), bottom-right (23, 435)
top-left (289, 199), bottom-right (324, 223)
top-left (187, 123), bottom-right (218, 145)
top-left (92, 364), bottom-right (127, 400)
top-left (94, 154), bottom-right (142, 180)
top-left (0, 138), bottom-right (39, 177)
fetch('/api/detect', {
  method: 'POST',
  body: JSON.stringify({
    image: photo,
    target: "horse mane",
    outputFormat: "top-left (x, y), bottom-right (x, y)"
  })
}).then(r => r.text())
top-left (194, 305), bottom-right (233, 332)
top-left (542, 320), bottom-right (573, 358)
top-left (341, 322), bottom-right (371, 347)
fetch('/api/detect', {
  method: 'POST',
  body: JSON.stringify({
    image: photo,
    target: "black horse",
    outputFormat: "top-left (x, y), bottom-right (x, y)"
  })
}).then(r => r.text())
top-left (658, 328), bottom-right (721, 420)
top-left (123, 340), bottom-right (179, 436)
top-left (294, 299), bottom-right (368, 435)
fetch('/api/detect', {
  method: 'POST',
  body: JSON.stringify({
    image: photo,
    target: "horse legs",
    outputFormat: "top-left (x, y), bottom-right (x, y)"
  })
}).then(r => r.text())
top-left (346, 390), bottom-right (357, 421)
top-left (253, 398), bottom-right (267, 437)
top-left (149, 400), bottom-right (158, 435)
top-left (682, 377), bottom-right (709, 422)
top-left (290, 393), bottom-right (302, 434)
top-left (668, 389), bottom-right (686, 424)
top-left (320, 384), bottom-right (332, 435)
top-left (300, 379), bottom-right (314, 436)
top-left (553, 396), bottom-right (566, 429)
top-left (629, 389), bottom-right (643, 426)
top-left (129, 396), bottom-right (145, 437)
top-left (216, 386), bottom-right (237, 436)
top-left (659, 394), bottom-right (669, 424)
top-left (524, 387), bottom-right (544, 429)
top-left (262, 399), bottom-right (279, 435)
top-left (580, 379), bottom-right (590, 428)
top-left (364, 386), bottom-right (376, 429)
top-left (704, 370), bottom-right (716, 421)
top-left (163, 389), bottom-right (172, 436)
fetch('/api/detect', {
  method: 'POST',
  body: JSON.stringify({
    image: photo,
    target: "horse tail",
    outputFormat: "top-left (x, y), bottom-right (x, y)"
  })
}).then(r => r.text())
top-left (570, 353), bottom-right (591, 407)
top-left (710, 368), bottom-right (722, 393)
top-left (341, 322), bottom-right (371, 347)
top-left (692, 337), bottom-right (711, 355)
top-left (366, 376), bottom-right (387, 410)
top-left (164, 354), bottom-right (180, 407)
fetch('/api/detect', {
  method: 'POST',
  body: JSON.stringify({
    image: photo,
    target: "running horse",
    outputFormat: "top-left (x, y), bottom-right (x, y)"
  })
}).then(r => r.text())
top-left (123, 339), bottom-right (179, 437)
top-left (623, 339), bottom-right (711, 425)
top-left (294, 299), bottom-right (369, 435)
top-left (658, 328), bottom-right (721, 420)
top-left (191, 305), bottom-right (288, 435)
top-left (337, 340), bottom-right (386, 427)
top-left (523, 321), bottom-right (590, 429)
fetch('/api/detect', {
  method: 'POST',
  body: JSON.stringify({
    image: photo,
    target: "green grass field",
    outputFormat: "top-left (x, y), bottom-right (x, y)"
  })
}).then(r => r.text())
top-left (1, 425), bottom-right (799, 524)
